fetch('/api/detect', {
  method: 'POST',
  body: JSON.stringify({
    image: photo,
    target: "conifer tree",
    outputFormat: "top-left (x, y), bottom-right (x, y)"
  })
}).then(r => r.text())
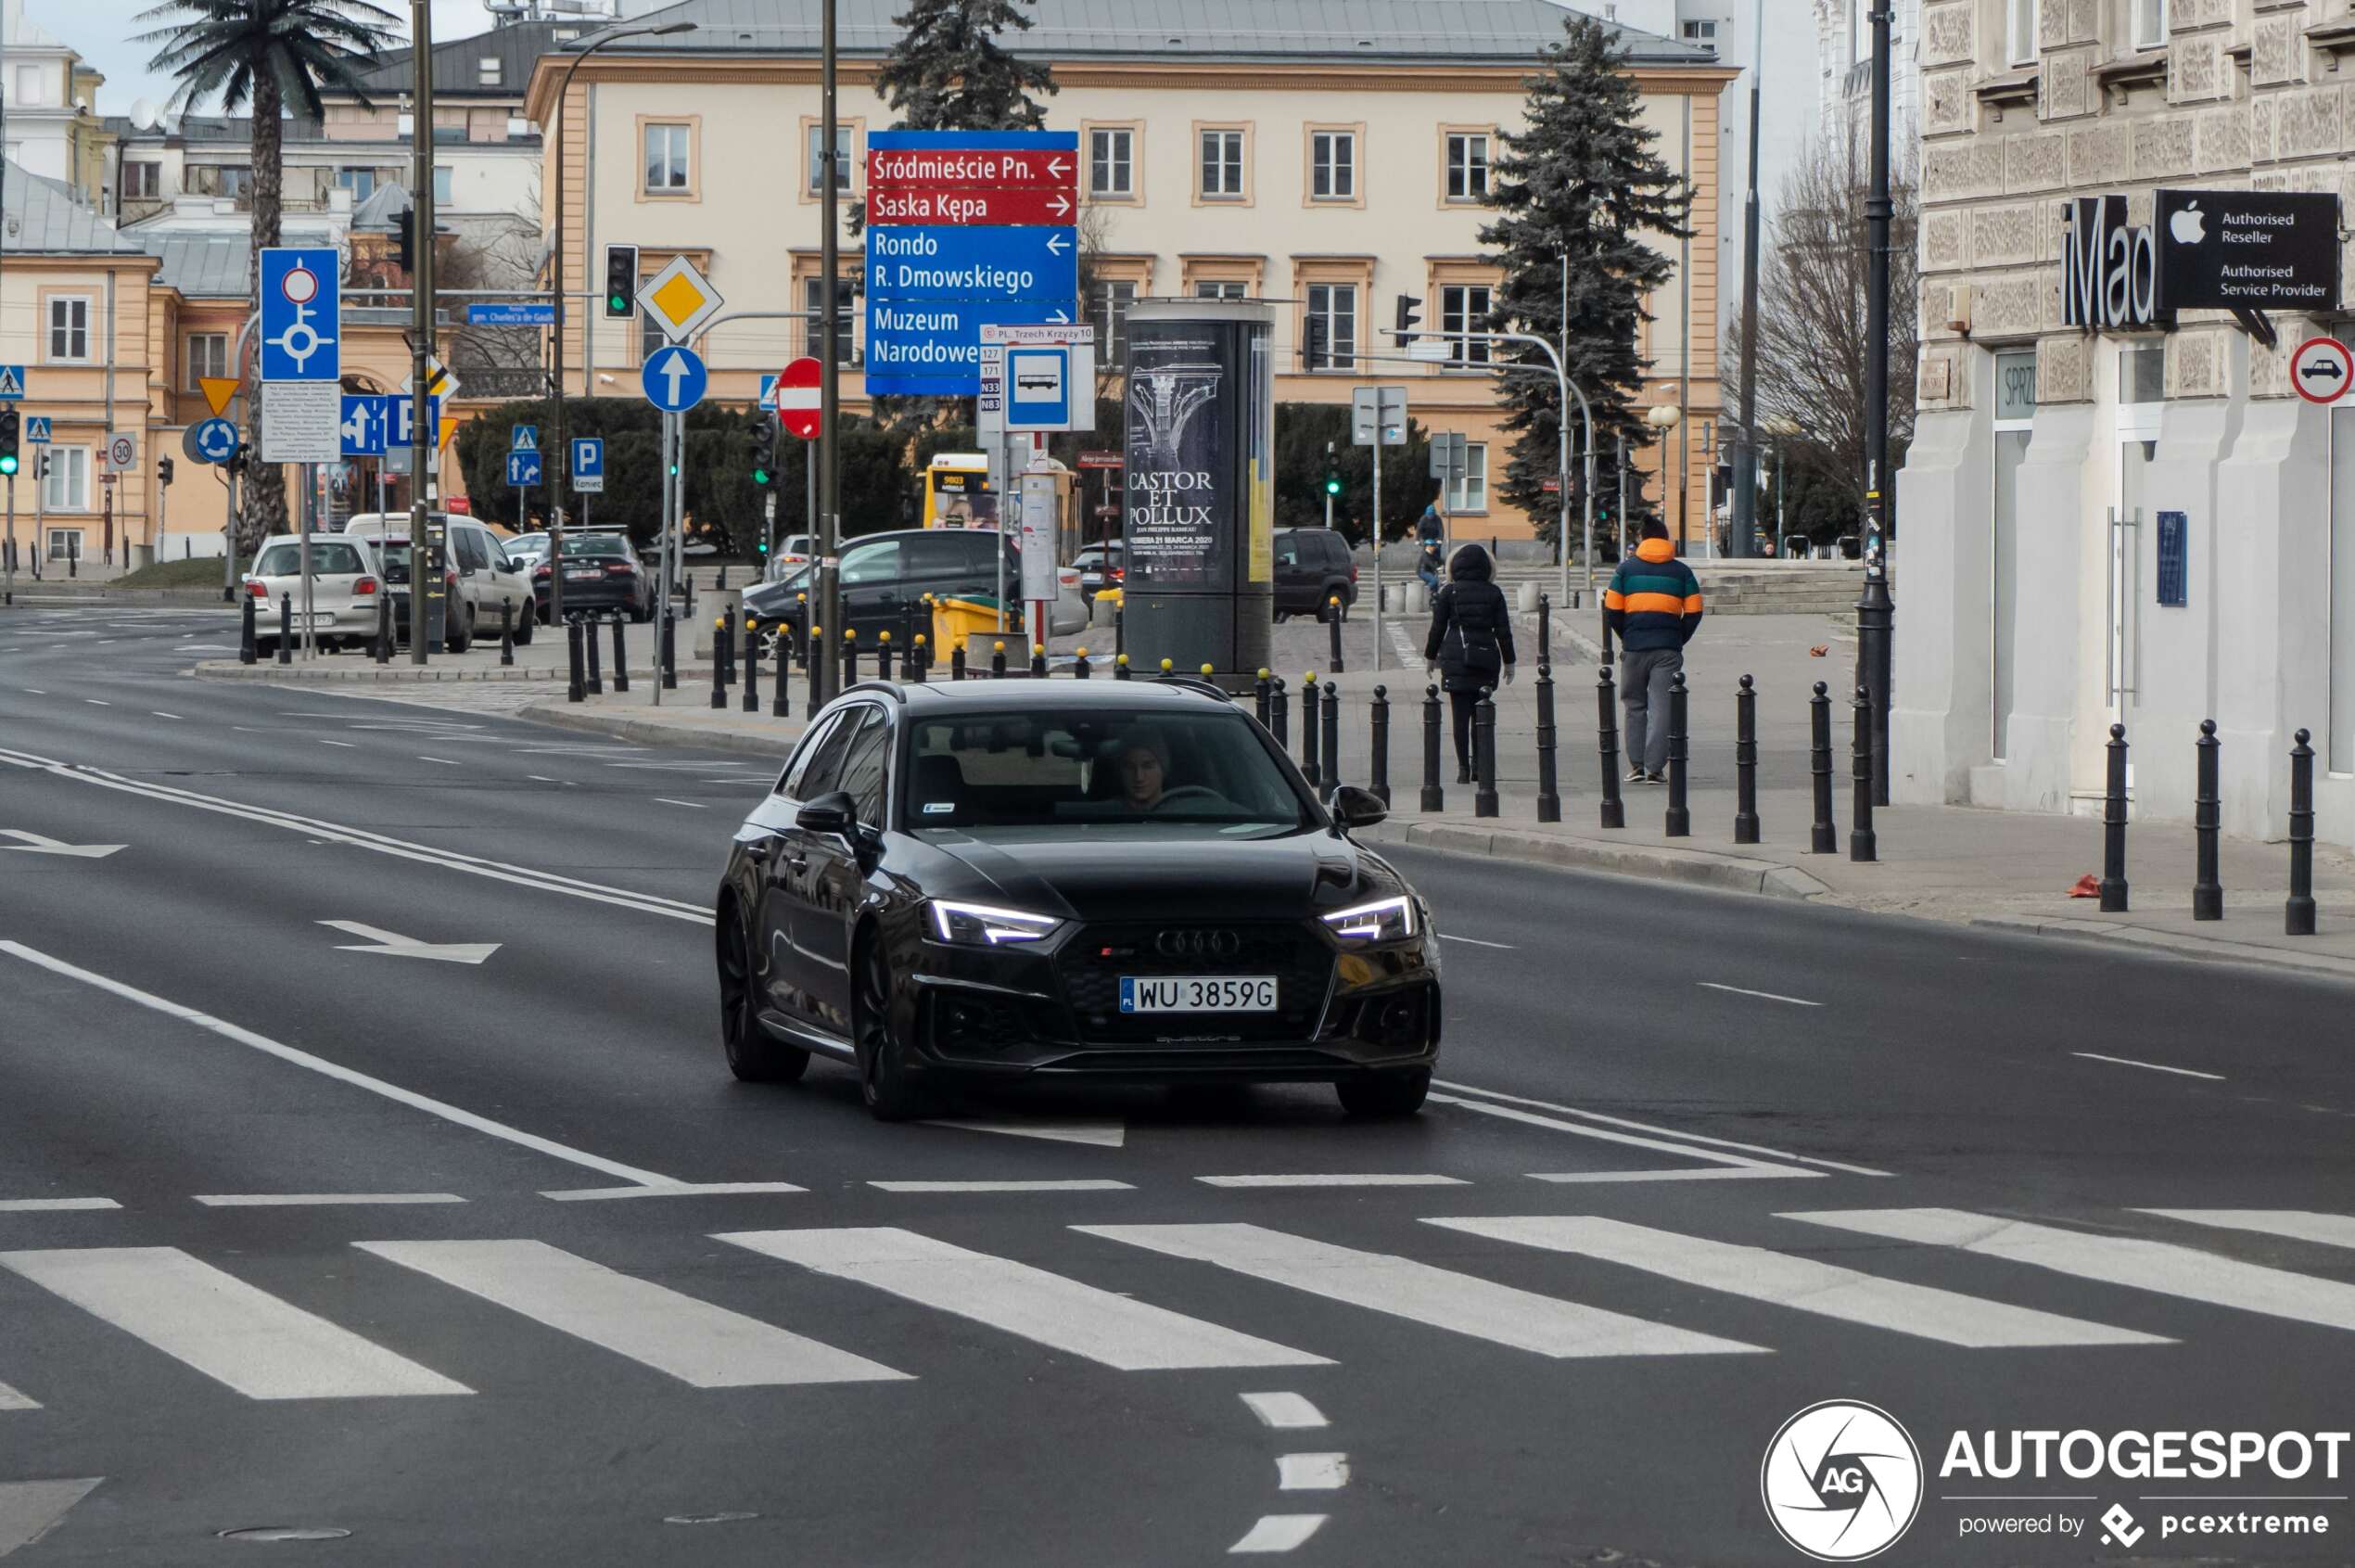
top-left (1480, 14), bottom-right (1690, 542)
top-left (876, 0), bottom-right (1056, 132)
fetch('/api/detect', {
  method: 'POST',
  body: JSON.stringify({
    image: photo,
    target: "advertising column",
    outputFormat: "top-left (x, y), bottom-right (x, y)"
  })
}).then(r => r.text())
top-left (1121, 300), bottom-right (1274, 685)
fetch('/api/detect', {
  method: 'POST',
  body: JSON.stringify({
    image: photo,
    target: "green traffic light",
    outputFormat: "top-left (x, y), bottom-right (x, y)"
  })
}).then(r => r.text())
top-left (0, 457), bottom-right (18, 477)
top-left (752, 466), bottom-right (771, 486)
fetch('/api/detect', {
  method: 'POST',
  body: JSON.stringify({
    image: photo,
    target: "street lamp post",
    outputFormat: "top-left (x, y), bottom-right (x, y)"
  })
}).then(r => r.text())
top-left (1728, 0), bottom-right (1765, 560)
top-left (1858, 0), bottom-right (1895, 805)
top-left (1763, 414), bottom-right (1800, 554)
top-left (545, 19), bottom-right (695, 628)
top-left (1645, 403), bottom-right (1682, 545)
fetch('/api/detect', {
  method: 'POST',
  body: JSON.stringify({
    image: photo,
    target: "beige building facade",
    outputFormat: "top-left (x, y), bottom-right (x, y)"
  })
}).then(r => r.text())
top-left (526, 0), bottom-right (1729, 544)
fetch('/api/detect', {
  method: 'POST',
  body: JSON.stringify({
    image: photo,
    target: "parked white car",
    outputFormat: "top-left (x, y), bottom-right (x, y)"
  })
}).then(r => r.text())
top-left (342, 514), bottom-right (536, 647)
top-left (242, 535), bottom-right (383, 654)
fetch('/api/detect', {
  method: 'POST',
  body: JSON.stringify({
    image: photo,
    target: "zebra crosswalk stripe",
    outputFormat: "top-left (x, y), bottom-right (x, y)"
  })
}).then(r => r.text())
top-left (1788, 1208), bottom-right (2355, 1332)
top-left (717, 1227), bottom-right (1328, 1371)
top-left (0, 1246), bottom-right (469, 1400)
top-left (1079, 1222), bottom-right (1763, 1359)
top-left (1430, 1216), bottom-right (2168, 1348)
top-left (355, 1239), bottom-right (908, 1389)
top-left (2136, 1209), bottom-right (2355, 1252)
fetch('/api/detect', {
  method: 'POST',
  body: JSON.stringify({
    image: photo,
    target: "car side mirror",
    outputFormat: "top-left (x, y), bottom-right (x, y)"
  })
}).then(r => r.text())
top-left (797, 790), bottom-right (857, 837)
top-left (1329, 784), bottom-right (1388, 831)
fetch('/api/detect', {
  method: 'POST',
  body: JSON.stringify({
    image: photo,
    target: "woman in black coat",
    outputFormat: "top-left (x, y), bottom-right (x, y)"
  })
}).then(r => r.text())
top-left (1422, 542), bottom-right (1517, 783)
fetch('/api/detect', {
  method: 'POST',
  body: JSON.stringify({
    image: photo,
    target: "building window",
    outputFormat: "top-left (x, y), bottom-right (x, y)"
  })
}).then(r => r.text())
top-left (1447, 443), bottom-right (1488, 513)
top-left (1850, 0), bottom-right (1868, 63)
top-left (1445, 133), bottom-right (1490, 202)
top-left (805, 123), bottom-right (851, 196)
top-left (644, 122), bottom-right (691, 193)
top-left (1440, 285), bottom-right (1492, 367)
top-left (801, 276), bottom-right (858, 364)
top-left (192, 164), bottom-right (252, 199)
top-left (1198, 128), bottom-right (1246, 199)
top-left (1195, 280), bottom-right (1247, 300)
top-left (46, 528), bottom-right (84, 561)
top-left (45, 449), bottom-right (89, 511)
top-left (2132, 0), bottom-right (2167, 48)
top-left (1092, 280), bottom-right (1138, 363)
top-left (1991, 350), bottom-right (2036, 761)
top-left (1681, 19), bottom-right (1716, 42)
top-left (46, 297), bottom-right (91, 363)
top-left (2007, 0), bottom-right (2036, 64)
top-left (337, 167), bottom-right (376, 201)
top-left (477, 56), bottom-right (502, 85)
top-left (187, 333), bottom-right (228, 388)
top-left (434, 166), bottom-right (452, 206)
top-left (1309, 129), bottom-right (1356, 201)
top-left (1305, 283), bottom-right (1356, 372)
top-left (123, 161), bottom-right (160, 199)
top-left (1089, 127), bottom-right (1133, 198)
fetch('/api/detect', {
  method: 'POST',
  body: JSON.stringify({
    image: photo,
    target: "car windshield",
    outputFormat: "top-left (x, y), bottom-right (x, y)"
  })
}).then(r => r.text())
top-left (254, 542), bottom-right (367, 577)
top-left (904, 708), bottom-right (1311, 837)
top-left (555, 536), bottom-right (630, 560)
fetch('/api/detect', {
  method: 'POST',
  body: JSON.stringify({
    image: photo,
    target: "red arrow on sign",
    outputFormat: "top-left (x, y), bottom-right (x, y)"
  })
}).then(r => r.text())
top-left (773, 356), bottom-right (822, 440)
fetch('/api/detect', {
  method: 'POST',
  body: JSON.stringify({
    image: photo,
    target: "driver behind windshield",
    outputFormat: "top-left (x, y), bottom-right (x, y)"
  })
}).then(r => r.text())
top-left (1114, 733), bottom-right (1172, 810)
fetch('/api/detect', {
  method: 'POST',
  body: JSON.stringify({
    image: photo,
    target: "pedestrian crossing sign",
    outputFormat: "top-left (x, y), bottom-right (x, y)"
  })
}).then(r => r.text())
top-left (25, 416), bottom-right (51, 443)
top-left (511, 426), bottom-right (539, 454)
top-left (0, 366), bottom-right (24, 401)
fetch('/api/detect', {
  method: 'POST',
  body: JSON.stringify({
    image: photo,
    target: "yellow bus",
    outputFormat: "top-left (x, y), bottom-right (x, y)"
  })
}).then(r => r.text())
top-left (923, 454), bottom-right (998, 529)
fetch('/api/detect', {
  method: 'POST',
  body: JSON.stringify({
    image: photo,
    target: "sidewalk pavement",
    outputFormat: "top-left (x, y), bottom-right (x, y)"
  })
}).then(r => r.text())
top-left (195, 604), bottom-right (2355, 981)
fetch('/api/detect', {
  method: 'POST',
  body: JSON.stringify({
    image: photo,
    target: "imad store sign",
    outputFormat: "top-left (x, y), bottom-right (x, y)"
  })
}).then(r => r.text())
top-left (2061, 189), bottom-right (2338, 330)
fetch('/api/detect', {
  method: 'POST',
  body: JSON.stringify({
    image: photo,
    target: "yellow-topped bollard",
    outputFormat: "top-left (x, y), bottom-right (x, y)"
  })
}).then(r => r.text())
top-left (878, 629), bottom-right (891, 643)
top-left (1201, 664), bottom-right (1216, 677)
top-left (1160, 657), bottom-right (1175, 674)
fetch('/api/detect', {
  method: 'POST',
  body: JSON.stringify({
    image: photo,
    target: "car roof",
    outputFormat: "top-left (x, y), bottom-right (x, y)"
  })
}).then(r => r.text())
top-left (859, 678), bottom-right (1236, 714)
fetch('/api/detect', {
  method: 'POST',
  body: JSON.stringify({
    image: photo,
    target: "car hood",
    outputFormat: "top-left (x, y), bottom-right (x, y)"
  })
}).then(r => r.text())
top-left (921, 831), bottom-right (1381, 923)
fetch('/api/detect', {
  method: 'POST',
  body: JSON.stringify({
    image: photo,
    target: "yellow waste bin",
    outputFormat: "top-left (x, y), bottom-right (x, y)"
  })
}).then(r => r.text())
top-left (931, 594), bottom-right (1012, 654)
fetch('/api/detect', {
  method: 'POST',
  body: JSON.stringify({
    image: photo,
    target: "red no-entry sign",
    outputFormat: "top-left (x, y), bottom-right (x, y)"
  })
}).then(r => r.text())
top-left (772, 356), bottom-right (823, 440)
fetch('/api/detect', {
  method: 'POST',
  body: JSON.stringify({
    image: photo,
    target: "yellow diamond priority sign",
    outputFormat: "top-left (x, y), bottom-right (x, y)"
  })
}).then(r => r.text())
top-left (636, 255), bottom-right (723, 343)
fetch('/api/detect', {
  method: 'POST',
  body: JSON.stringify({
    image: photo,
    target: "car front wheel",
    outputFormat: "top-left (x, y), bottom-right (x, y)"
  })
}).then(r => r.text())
top-left (1336, 1068), bottom-right (1430, 1118)
top-left (856, 937), bottom-right (924, 1122)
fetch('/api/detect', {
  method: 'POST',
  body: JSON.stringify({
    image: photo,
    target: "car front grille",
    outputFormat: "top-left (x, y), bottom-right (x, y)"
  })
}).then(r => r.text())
top-left (1054, 921), bottom-right (1333, 1044)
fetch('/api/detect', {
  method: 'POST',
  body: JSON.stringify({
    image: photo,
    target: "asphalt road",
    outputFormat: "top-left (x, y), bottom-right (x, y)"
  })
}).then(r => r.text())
top-left (4, 604), bottom-right (2354, 1567)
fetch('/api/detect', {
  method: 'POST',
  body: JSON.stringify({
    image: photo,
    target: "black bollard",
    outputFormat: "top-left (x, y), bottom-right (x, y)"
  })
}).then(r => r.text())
top-left (2288, 729), bottom-right (2318, 936)
top-left (1851, 685), bottom-right (1878, 865)
top-left (1301, 673), bottom-right (1321, 789)
top-left (611, 618), bottom-right (630, 695)
top-left (841, 630), bottom-right (859, 690)
top-left (1596, 666), bottom-right (1623, 829)
top-left (1370, 685), bottom-right (1393, 808)
top-left (1114, 653), bottom-right (1131, 682)
top-left (991, 641), bottom-right (1007, 679)
top-left (1734, 674), bottom-right (1759, 845)
top-left (877, 632), bottom-right (895, 683)
top-left (1255, 669), bottom-right (1271, 726)
top-left (1537, 592), bottom-right (1552, 668)
top-left (1032, 643), bottom-right (1048, 680)
top-left (1269, 677), bottom-right (1289, 746)
top-left (1320, 682), bottom-right (1341, 802)
top-left (910, 635), bottom-right (929, 684)
top-left (709, 619), bottom-right (727, 709)
top-left (2096, 721), bottom-right (2129, 909)
top-left (952, 644), bottom-right (968, 682)
top-left (584, 615), bottom-right (604, 696)
top-left (1420, 683), bottom-right (1445, 812)
top-left (2193, 720), bottom-right (2221, 921)
top-left (717, 618), bottom-right (733, 687)
top-left (500, 602), bottom-right (515, 667)
top-left (661, 610), bottom-right (678, 691)
top-left (1810, 682), bottom-right (1837, 854)
top-left (807, 628), bottom-right (824, 710)
top-left (795, 595), bottom-right (809, 669)
top-left (1534, 664), bottom-right (1559, 823)
top-left (716, 564), bottom-right (728, 591)
top-left (374, 593), bottom-right (391, 663)
top-left (566, 618), bottom-right (586, 704)
top-left (1663, 673), bottom-right (1689, 837)
top-left (742, 613), bottom-right (760, 713)
top-left (770, 623), bottom-right (791, 717)
top-left (240, 593), bottom-right (258, 664)
top-left (276, 593), bottom-right (293, 665)
top-left (1474, 687), bottom-right (1499, 819)
top-left (1327, 596), bottom-right (1345, 673)
top-left (1114, 602), bottom-right (1126, 661)
top-left (1074, 648), bottom-right (1091, 680)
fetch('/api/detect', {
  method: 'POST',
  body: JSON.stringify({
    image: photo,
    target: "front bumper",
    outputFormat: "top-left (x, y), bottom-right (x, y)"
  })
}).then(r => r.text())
top-left (901, 918), bottom-right (1441, 1083)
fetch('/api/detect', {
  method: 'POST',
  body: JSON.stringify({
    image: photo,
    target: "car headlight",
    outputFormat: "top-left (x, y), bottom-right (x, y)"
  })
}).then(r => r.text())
top-left (927, 899), bottom-right (1063, 947)
top-left (1321, 895), bottom-right (1416, 944)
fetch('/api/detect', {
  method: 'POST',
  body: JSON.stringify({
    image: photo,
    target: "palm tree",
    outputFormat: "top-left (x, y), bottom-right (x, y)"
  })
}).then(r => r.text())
top-left (138, 0), bottom-right (399, 537)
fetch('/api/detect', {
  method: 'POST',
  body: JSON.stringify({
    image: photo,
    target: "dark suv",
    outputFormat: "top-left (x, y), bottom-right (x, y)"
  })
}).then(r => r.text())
top-left (745, 528), bottom-right (1021, 644)
top-left (1273, 528), bottom-right (1359, 621)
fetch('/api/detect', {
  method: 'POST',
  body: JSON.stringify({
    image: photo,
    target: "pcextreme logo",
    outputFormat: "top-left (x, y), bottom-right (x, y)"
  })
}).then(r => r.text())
top-left (1762, 1400), bottom-right (1925, 1562)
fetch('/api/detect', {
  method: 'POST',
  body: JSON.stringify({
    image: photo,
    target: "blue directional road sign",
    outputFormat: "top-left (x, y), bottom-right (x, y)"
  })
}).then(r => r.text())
top-left (511, 425), bottom-right (539, 454)
top-left (507, 451), bottom-right (542, 488)
top-left (867, 300), bottom-right (1077, 396)
top-left (866, 225), bottom-right (1076, 300)
top-left (259, 247), bottom-right (341, 382)
top-left (467, 301), bottom-right (559, 326)
top-left (641, 344), bottom-right (707, 414)
top-left (339, 395), bottom-right (388, 456)
top-left (570, 438), bottom-right (605, 494)
top-left (0, 366), bottom-right (25, 402)
top-left (24, 415), bottom-right (51, 443)
top-left (189, 418), bottom-right (239, 465)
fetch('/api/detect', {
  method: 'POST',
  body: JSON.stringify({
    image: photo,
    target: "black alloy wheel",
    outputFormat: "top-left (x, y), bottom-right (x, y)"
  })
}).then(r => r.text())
top-left (856, 937), bottom-right (923, 1122)
top-left (719, 907), bottom-right (808, 1084)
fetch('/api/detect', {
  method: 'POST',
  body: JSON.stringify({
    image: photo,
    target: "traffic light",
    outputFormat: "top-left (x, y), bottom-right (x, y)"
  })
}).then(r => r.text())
top-left (0, 410), bottom-right (19, 478)
top-left (36, 451), bottom-right (51, 481)
top-left (158, 456), bottom-right (175, 487)
top-left (1322, 465), bottom-right (1343, 499)
top-left (748, 414), bottom-right (776, 487)
top-left (1394, 293), bottom-right (1423, 346)
top-left (393, 207), bottom-right (416, 274)
top-left (605, 245), bottom-right (639, 318)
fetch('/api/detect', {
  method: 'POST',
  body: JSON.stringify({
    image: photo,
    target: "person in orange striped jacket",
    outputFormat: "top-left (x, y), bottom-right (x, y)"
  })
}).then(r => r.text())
top-left (1602, 519), bottom-right (1705, 784)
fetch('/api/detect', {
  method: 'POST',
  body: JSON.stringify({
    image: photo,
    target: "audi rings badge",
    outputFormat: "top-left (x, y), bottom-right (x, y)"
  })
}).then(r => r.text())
top-left (1153, 928), bottom-right (1242, 961)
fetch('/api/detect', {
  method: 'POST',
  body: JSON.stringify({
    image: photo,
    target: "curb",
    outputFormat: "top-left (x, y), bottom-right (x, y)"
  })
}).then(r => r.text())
top-left (1967, 912), bottom-right (2355, 983)
top-left (196, 661), bottom-right (572, 683)
top-left (6, 588), bottom-right (233, 606)
top-left (513, 702), bottom-right (797, 761)
top-left (1357, 819), bottom-right (1833, 901)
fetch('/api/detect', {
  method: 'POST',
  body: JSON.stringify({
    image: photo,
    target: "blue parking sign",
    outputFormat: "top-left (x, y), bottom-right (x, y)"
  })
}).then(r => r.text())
top-left (259, 248), bottom-right (341, 382)
top-left (388, 395), bottom-right (441, 449)
top-left (570, 438), bottom-right (605, 494)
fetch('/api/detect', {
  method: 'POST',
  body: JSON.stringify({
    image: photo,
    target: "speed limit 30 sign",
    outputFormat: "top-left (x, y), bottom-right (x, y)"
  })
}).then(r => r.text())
top-left (2291, 337), bottom-right (2354, 404)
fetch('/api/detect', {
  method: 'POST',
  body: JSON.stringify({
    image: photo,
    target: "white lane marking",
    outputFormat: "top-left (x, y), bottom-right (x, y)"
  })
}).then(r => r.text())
top-left (1080, 1223), bottom-right (1761, 1359)
top-left (416, 756), bottom-right (462, 767)
top-left (0, 1246), bottom-right (470, 1399)
top-left (922, 1117), bottom-right (1127, 1148)
top-left (1528, 1167), bottom-right (1821, 1184)
top-left (1433, 1079), bottom-right (1892, 1179)
top-left (319, 740), bottom-right (356, 748)
top-left (195, 1193), bottom-right (465, 1208)
top-left (0, 831), bottom-right (124, 860)
top-left (0, 1198), bottom-right (120, 1213)
top-left (2135, 1210), bottom-right (2355, 1251)
top-left (868, 1180), bottom-right (1135, 1193)
top-left (0, 748), bottom-right (713, 924)
top-left (1241, 1392), bottom-right (1328, 1430)
top-left (150, 712), bottom-right (182, 721)
top-left (0, 943), bottom-right (680, 1189)
top-left (19, 690), bottom-right (43, 695)
top-left (82, 699), bottom-right (108, 708)
top-left (654, 798), bottom-right (707, 809)
top-left (1438, 934), bottom-right (1515, 950)
top-left (2072, 1052), bottom-right (2223, 1081)
top-left (1198, 1175), bottom-right (1469, 1189)
top-left (1432, 1216), bottom-right (2165, 1348)
top-left (526, 775), bottom-right (564, 783)
top-left (356, 1239), bottom-right (905, 1389)
top-left (1228, 1515), bottom-right (1327, 1554)
top-left (320, 920), bottom-right (501, 966)
top-left (0, 1380), bottom-right (38, 1411)
top-left (719, 1227), bottom-right (1328, 1370)
top-left (540, 1182), bottom-right (804, 1202)
top-left (1697, 981), bottom-right (1822, 1007)
top-left (1789, 1209), bottom-right (2355, 1332)
top-left (1427, 1091), bottom-right (1812, 1179)
top-left (607, 760), bottom-right (748, 771)
top-left (0, 1477), bottom-right (103, 1555)
top-left (1276, 1454), bottom-right (1350, 1491)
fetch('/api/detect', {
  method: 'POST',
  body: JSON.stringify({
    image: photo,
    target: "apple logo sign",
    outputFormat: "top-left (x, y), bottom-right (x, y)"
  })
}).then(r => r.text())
top-left (2170, 200), bottom-right (2207, 245)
